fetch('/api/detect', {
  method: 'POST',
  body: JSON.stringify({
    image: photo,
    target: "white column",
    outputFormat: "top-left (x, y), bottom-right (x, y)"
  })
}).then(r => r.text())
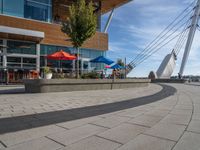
top-left (103, 9), bottom-right (115, 33)
top-left (36, 44), bottom-right (40, 72)
top-left (179, 0), bottom-right (200, 77)
top-left (2, 39), bottom-right (7, 69)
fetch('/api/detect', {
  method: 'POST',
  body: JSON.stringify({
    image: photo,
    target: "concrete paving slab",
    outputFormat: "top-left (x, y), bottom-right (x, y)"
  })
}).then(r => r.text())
top-left (47, 124), bottom-right (107, 146)
top-left (155, 105), bottom-right (175, 111)
top-left (194, 105), bottom-right (200, 113)
top-left (56, 116), bottom-right (102, 129)
top-left (91, 116), bottom-right (130, 128)
top-left (97, 123), bottom-right (147, 144)
top-left (127, 115), bottom-right (163, 127)
top-left (173, 132), bottom-right (200, 150)
top-left (116, 110), bottom-right (145, 118)
top-left (145, 123), bottom-right (186, 141)
top-left (132, 105), bottom-right (154, 112)
top-left (192, 113), bottom-right (200, 121)
top-left (61, 136), bottom-right (121, 150)
top-left (176, 100), bottom-right (192, 106)
top-left (170, 109), bottom-right (192, 116)
top-left (144, 110), bottom-right (170, 117)
top-left (160, 114), bottom-right (191, 125)
top-left (187, 120), bottom-right (200, 134)
top-left (3, 137), bottom-right (63, 150)
top-left (116, 134), bottom-right (175, 150)
top-left (0, 125), bottom-right (66, 147)
top-left (174, 104), bottom-right (193, 110)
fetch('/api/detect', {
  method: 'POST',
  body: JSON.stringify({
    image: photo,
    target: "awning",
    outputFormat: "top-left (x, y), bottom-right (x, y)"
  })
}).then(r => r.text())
top-left (0, 25), bottom-right (45, 39)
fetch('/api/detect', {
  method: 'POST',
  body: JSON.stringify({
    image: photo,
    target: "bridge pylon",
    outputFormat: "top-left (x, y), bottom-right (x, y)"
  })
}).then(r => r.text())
top-left (179, 0), bottom-right (200, 77)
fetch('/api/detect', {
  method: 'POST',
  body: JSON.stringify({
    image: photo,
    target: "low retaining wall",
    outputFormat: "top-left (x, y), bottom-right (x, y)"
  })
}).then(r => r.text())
top-left (152, 79), bottom-right (186, 83)
top-left (24, 79), bottom-right (151, 93)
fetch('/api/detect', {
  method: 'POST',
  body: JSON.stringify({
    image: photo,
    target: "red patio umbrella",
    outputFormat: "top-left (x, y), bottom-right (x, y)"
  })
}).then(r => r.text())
top-left (47, 50), bottom-right (76, 60)
top-left (46, 50), bottom-right (77, 68)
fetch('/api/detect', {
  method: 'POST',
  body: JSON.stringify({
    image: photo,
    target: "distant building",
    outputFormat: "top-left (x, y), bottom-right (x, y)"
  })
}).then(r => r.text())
top-left (0, 0), bottom-right (131, 83)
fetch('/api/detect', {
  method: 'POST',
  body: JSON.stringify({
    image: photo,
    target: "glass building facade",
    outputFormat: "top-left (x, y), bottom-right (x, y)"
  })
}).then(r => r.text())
top-left (0, 0), bottom-right (52, 22)
top-left (0, 0), bottom-right (107, 83)
top-left (40, 44), bottom-right (105, 71)
top-left (0, 39), bottom-right (106, 83)
top-left (7, 41), bottom-right (36, 55)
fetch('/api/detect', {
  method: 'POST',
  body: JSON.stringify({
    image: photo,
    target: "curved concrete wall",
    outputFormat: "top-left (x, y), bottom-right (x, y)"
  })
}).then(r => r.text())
top-left (24, 79), bottom-right (151, 93)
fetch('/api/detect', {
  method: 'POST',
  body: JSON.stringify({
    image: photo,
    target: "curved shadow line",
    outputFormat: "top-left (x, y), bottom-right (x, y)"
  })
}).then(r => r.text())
top-left (0, 88), bottom-right (25, 95)
top-left (0, 84), bottom-right (177, 134)
top-left (184, 83), bottom-right (200, 87)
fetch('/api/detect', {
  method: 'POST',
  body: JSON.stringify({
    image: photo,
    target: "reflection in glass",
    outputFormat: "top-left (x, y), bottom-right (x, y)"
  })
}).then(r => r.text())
top-left (3, 0), bottom-right (24, 17)
top-left (24, 0), bottom-right (52, 22)
top-left (7, 40), bottom-right (36, 55)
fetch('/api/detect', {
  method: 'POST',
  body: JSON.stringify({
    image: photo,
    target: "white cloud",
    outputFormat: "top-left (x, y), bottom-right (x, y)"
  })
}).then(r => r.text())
top-left (103, 0), bottom-right (200, 77)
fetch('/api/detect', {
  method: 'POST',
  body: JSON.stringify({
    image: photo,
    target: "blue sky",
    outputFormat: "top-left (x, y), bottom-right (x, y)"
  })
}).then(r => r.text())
top-left (101, 0), bottom-right (200, 77)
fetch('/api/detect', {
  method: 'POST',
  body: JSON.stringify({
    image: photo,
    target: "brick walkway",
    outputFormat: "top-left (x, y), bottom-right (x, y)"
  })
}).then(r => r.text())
top-left (0, 83), bottom-right (200, 150)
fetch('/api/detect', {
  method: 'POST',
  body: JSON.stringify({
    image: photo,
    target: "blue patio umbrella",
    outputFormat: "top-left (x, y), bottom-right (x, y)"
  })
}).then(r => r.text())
top-left (90, 56), bottom-right (114, 65)
top-left (111, 64), bottom-right (125, 69)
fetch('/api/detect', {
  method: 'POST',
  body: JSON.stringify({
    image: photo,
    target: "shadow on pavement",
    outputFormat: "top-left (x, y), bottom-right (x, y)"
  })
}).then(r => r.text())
top-left (0, 86), bottom-right (25, 95)
top-left (0, 84), bottom-right (177, 134)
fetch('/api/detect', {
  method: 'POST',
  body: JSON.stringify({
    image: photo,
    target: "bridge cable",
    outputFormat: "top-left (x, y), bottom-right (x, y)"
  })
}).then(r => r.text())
top-left (174, 13), bottom-right (194, 55)
top-left (128, 1), bottom-right (196, 67)
top-left (175, 7), bottom-right (199, 55)
top-left (134, 27), bottom-right (190, 67)
top-left (130, 17), bottom-right (193, 67)
top-left (175, 28), bottom-right (190, 55)
top-left (197, 25), bottom-right (200, 31)
top-left (129, 9), bottom-right (194, 67)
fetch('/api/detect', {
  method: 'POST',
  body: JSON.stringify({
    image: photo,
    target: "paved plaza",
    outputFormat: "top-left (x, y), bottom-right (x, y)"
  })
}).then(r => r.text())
top-left (0, 83), bottom-right (200, 150)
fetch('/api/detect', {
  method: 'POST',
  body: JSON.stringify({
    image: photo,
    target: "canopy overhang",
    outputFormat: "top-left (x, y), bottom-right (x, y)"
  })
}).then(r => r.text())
top-left (101, 0), bottom-right (132, 14)
top-left (0, 25), bottom-right (44, 42)
top-left (53, 0), bottom-right (132, 14)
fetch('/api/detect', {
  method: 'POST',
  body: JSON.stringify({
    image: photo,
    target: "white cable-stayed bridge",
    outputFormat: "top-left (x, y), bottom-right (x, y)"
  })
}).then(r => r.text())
top-left (122, 0), bottom-right (200, 78)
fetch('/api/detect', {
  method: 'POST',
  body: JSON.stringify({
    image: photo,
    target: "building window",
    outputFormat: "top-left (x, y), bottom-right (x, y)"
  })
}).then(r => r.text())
top-left (2, 0), bottom-right (24, 17)
top-left (7, 57), bottom-right (36, 69)
top-left (0, 0), bottom-right (52, 22)
top-left (40, 44), bottom-right (71, 55)
top-left (24, 0), bottom-right (52, 22)
top-left (7, 40), bottom-right (36, 55)
top-left (0, 0), bottom-right (2, 14)
top-left (80, 48), bottom-right (106, 70)
top-left (7, 57), bottom-right (22, 68)
top-left (40, 44), bottom-right (72, 68)
top-left (22, 58), bottom-right (36, 68)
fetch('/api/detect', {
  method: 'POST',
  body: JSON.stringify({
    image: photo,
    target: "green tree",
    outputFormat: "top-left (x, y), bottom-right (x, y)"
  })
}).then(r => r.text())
top-left (61, 0), bottom-right (97, 78)
top-left (117, 59), bottom-right (125, 67)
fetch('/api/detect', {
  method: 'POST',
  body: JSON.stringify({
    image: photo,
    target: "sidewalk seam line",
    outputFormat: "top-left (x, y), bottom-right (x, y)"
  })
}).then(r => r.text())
top-left (45, 136), bottom-right (66, 147)
top-left (95, 135), bottom-right (123, 145)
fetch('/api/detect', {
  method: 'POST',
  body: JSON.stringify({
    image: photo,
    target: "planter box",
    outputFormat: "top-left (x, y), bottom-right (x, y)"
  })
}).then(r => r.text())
top-left (23, 79), bottom-right (151, 93)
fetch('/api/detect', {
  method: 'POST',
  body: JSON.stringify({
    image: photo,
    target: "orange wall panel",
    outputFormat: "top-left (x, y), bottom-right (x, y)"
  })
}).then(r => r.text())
top-left (0, 15), bottom-right (108, 51)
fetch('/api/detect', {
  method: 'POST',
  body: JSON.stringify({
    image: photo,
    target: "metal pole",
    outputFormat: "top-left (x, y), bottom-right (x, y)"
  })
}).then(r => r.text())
top-left (103, 9), bottom-right (115, 33)
top-left (77, 47), bottom-right (80, 79)
top-left (124, 57), bottom-right (127, 79)
top-left (179, 0), bottom-right (200, 77)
